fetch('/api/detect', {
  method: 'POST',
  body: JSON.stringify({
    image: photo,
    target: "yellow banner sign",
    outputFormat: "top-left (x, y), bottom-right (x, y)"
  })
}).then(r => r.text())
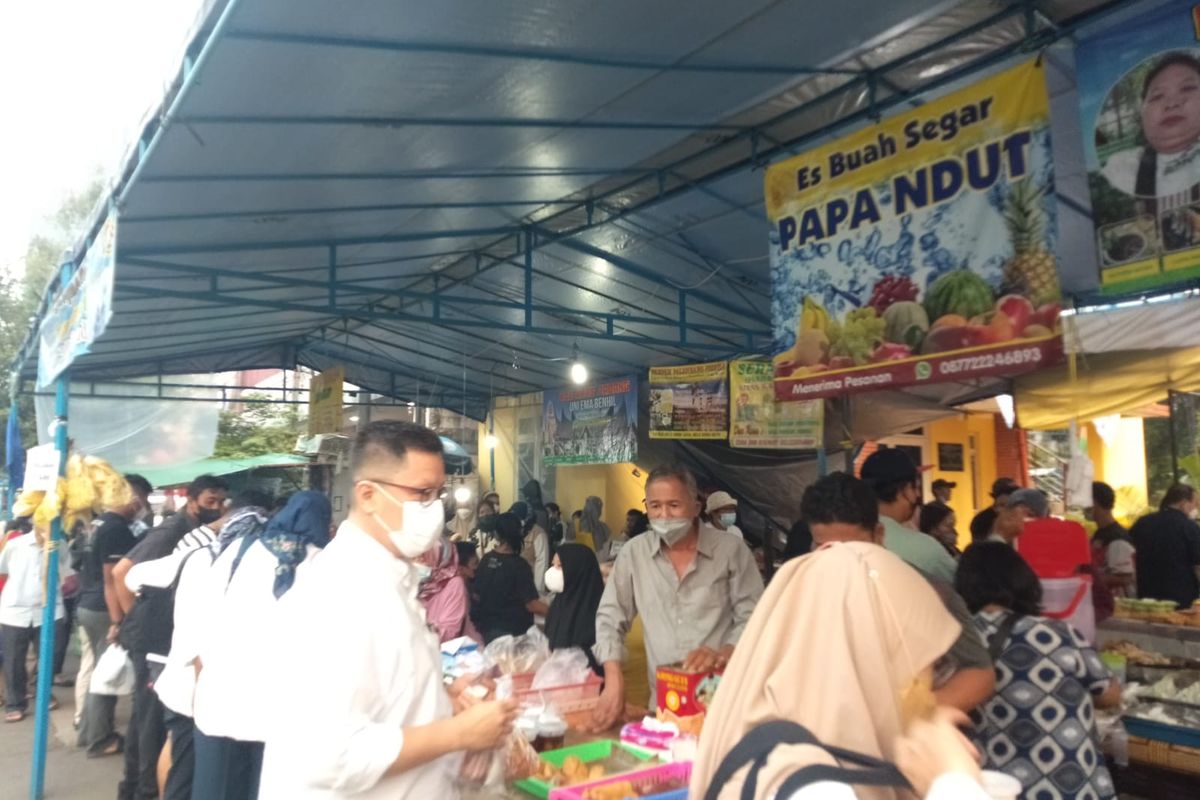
top-left (730, 360), bottom-right (822, 449)
top-left (308, 366), bottom-right (345, 435)
top-left (648, 361), bottom-right (728, 440)
top-left (767, 61), bottom-right (1063, 401)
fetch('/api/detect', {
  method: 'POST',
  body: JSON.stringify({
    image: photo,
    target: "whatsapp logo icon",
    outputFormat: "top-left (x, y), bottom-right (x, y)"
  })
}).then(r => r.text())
top-left (915, 361), bottom-right (932, 380)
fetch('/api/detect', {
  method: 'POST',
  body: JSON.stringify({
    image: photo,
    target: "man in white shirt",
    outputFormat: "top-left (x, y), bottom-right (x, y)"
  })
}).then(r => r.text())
top-left (0, 523), bottom-right (72, 722)
top-left (259, 421), bottom-right (517, 799)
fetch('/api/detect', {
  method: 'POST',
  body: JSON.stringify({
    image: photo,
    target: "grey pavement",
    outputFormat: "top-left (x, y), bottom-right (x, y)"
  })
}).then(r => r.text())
top-left (1, 642), bottom-right (125, 800)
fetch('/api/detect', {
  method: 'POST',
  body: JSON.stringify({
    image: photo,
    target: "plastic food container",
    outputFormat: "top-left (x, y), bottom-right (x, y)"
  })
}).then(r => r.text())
top-left (514, 739), bottom-right (657, 800)
top-left (549, 761), bottom-right (692, 800)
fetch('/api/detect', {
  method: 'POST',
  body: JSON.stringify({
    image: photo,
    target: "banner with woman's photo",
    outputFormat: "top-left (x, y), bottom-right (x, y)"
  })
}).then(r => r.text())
top-left (1077, 0), bottom-right (1200, 293)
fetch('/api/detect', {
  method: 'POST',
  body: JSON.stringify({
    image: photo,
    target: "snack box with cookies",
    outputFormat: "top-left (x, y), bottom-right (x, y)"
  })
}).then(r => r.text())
top-left (513, 739), bottom-right (657, 799)
top-left (655, 665), bottom-right (722, 736)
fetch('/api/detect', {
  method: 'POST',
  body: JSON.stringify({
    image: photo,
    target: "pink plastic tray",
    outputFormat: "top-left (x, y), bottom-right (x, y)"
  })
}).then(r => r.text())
top-left (548, 761), bottom-right (692, 800)
top-left (512, 671), bottom-right (603, 714)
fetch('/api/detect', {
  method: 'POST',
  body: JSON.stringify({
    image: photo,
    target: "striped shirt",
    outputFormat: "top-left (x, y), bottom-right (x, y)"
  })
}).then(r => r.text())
top-left (173, 525), bottom-right (217, 554)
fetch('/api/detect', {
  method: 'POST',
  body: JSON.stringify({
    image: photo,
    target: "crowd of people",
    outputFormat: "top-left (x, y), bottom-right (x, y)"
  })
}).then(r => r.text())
top-left (1, 421), bottom-right (1199, 798)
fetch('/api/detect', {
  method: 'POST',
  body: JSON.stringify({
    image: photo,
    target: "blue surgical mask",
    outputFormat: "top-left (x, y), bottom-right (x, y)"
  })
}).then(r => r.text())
top-left (718, 512), bottom-right (737, 529)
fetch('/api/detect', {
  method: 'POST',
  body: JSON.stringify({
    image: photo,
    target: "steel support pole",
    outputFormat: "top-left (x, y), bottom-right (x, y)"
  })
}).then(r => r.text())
top-left (30, 375), bottom-right (68, 800)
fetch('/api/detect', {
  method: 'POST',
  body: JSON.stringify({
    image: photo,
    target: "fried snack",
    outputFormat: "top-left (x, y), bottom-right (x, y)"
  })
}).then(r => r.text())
top-left (585, 781), bottom-right (636, 800)
top-left (537, 755), bottom-right (607, 787)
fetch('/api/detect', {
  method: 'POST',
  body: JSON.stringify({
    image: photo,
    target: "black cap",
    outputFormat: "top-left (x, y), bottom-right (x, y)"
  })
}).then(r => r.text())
top-left (931, 479), bottom-right (957, 491)
top-left (991, 477), bottom-right (1020, 497)
top-left (860, 448), bottom-right (919, 487)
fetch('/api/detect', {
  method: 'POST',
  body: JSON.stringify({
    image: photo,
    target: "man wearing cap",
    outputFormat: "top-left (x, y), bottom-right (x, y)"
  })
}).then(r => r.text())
top-left (705, 491), bottom-right (743, 540)
top-left (860, 448), bottom-right (957, 584)
top-left (930, 479), bottom-right (955, 507)
top-left (969, 477), bottom-right (1020, 543)
top-left (990, 488), bottom-right (1050, 545)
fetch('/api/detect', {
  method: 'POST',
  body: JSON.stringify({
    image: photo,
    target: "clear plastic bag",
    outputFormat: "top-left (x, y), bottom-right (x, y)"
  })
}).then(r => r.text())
top-left (484, 625), bottom-right (551, 675)
top-left (457, 675), bottom-right (541, 789)
top-left (532, 647), bottom-right (592, 690)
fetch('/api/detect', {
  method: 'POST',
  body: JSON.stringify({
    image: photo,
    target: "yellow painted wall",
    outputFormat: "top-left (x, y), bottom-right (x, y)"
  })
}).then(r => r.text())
top-left (1087, 417), bottom-right (1149, 520)
top-left (478, 405), bottom-right (519, 507)
top-left (924, 413), bottom-right (997, 550)
top-left (554, 463), bottom-right (646, 535)
top-left (479, 397), bottom-right (644, 533)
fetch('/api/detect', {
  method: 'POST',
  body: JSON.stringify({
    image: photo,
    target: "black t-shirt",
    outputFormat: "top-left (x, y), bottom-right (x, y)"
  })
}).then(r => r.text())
top-left (470, 551), bottom-right (539, 643)
top-left (125, 512), bottom-right (198, 565)
top-left (78, 512), bottom-right (137, 613)
top-left (1131, 507), bottom-right (1200, 608)
top-left (119, 512), bottom-right (199, 655)
top-left (970, 507), bottom-right (998, 542)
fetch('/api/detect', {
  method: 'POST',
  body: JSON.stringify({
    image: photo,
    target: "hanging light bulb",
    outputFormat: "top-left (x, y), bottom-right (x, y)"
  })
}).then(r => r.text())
top-left (569, 343), bottom-right (588, 385)
top-left (484, 433), bottom-right (498, 449)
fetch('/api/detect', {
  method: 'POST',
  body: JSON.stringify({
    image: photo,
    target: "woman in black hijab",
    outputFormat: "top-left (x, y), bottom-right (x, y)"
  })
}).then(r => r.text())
top-left (543, 543), bottom-right (606, 675)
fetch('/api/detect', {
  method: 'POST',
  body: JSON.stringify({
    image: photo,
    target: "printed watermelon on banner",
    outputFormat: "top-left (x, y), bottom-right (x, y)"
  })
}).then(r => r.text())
top-left (923, 270), bottom-right (994, 325)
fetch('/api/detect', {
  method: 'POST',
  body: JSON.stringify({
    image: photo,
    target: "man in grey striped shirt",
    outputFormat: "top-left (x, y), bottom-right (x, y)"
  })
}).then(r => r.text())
top-left (591, 465), bottom-right (764, 729)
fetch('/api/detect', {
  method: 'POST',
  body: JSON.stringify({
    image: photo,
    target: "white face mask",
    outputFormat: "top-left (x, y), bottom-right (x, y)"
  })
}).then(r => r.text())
top-left (650, 516), bottom-right (693, 545)
top-left (718, 512), bottom-right (737, 529)
top-left (1190, 506), bottom-right (1199, 521)
top-left (544, 565), bottom-right (565, 594)
top-left (369, 483), bottom-right (445, 559)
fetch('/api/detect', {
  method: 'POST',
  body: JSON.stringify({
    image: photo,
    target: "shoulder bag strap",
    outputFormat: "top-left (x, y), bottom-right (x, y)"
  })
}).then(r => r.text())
top-left (987, 612), bottom-right (1021, 662)
top-left (703, 720), bottom-right (819, 800)
top-left (776, 762), bottom-right (910, 796)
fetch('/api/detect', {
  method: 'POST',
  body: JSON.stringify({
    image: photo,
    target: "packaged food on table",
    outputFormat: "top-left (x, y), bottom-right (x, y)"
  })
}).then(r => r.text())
top-left (654, 664), bottom-right (721, 736)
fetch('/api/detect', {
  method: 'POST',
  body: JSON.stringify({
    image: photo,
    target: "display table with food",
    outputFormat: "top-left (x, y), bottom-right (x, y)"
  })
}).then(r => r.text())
top-left (447, 631), bottom-right (707, 799)
top-left (1099, 629), bottom-right (1200, 790)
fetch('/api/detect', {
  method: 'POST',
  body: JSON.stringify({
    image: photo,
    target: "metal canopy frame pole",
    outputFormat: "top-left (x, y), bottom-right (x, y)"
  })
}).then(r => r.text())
top-left (30, 374), bottom-right (68, 800)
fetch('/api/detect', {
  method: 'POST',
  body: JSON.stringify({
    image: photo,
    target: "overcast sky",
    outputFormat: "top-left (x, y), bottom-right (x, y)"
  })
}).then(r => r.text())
top-left (0, 0), bottom-right (203, 274)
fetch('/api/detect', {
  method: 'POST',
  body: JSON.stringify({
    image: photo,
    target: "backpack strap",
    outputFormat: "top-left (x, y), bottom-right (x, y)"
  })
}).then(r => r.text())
top-left (702, 720), bottom-right (909, 800)
top-left (987, 612), bottom-right (1021, 662)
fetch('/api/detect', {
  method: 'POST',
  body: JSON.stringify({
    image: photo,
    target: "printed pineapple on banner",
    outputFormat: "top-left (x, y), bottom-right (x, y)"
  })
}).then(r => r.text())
top-left (765, 60), bottom-right (1064, 401)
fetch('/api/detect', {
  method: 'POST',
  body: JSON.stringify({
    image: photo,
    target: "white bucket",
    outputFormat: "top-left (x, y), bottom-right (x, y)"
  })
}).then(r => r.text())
top-left (1040, 575), bottom-right (1095, 644)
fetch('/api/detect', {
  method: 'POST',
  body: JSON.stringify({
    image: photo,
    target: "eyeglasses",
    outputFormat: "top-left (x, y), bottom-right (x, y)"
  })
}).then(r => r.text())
top-left (360, 478), bottom-right (442, 504)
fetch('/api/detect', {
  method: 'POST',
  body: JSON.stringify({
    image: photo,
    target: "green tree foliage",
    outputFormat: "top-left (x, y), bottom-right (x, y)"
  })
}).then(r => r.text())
top-left (1, 177), bottom-right (105, 455)
top-left (213, 393), bottom-right (305, 458)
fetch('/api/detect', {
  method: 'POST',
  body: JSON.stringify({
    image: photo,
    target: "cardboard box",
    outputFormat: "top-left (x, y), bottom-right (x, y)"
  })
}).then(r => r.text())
top-left (655, 665), bottom-right (722, 717)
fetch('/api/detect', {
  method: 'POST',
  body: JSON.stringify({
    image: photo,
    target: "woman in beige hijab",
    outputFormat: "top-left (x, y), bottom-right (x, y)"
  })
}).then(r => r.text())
top-left (691, 541), bottom-right (980, 800)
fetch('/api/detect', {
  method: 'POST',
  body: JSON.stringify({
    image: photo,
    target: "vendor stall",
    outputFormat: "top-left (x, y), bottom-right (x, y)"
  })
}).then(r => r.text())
top-left (1098, 614), bottom-right (1200, 787)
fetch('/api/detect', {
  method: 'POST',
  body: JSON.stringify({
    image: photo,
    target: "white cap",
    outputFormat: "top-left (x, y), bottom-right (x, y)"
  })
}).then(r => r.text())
top-left (705, 491), bottom-right (737, 514)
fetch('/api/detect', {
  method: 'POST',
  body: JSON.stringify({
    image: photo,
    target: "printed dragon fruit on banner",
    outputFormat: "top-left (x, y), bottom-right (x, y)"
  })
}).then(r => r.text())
top-left (767, 61), bottom-right (1064, 401)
